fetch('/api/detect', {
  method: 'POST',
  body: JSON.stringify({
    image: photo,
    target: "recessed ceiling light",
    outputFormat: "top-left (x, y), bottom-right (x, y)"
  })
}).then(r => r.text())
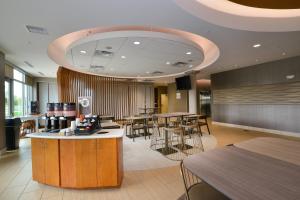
top-left (282, 52), bottom-right (286, 56)
top-left (253, 44), bottom-right (261, 48)
top-left (133, 41), bottom-right (140, 45)
top-left (146, 71), bottom-right (150, 74)
top-left (166, 61), bottom-right (171, 65)
top-left (255, 59), bottom-right (259, 62)
top-left (186, 51), bottom-right (192, 55)
top-left (80, 50), bottom-right (87, 54)
top-left (121, 56), bottom-right (126, 59)
top-left (286, 74), bottom-right (295, 80)
top-left (189, 65), bottom-right (193, 68)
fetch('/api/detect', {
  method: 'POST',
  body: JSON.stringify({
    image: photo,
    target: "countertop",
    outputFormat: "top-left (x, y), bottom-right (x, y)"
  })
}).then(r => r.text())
top-left (26, 128), bottom-right (124, 139)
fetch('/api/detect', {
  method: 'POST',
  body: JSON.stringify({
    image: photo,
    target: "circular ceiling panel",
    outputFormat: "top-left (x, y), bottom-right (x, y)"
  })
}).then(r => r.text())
top-left (175, 0), bottom-right (300, 32)
top-left (66, 34), bottom-right (204, 77)
top-left (48, 26), bottom-right (219, 79)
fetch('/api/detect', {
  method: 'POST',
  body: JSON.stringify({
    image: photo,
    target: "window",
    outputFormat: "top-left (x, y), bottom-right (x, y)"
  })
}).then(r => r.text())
top-left (24, 84), bottom-right (32, 115)
top-left (6, 67), bottom-right (32, 117)
top-left (13, 69), bottom-right (24, 82)
top-left (5, 81), bottom-right (11, 117)
top-left (13, 81), bottom-right (24, 116)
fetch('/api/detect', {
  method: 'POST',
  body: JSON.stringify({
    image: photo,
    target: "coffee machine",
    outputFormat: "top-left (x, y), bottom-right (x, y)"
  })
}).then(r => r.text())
top-left (45, 102), bottom-right (76, 132)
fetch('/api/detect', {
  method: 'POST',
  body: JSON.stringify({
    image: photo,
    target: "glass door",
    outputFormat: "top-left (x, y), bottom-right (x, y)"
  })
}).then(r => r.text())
top-left (199, 91), bottom-right (211, 117)
top-left (5, 81), bottom-right (11, 117)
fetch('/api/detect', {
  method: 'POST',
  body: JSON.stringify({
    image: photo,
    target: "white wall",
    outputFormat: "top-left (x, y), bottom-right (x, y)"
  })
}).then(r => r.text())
top-left (33, 78), bottom-right (58, 114)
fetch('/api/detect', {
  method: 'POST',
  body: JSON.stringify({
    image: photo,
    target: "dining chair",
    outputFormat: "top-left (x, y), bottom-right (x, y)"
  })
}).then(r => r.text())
top-left (144, 117), bottom-right (153, 139)
top-left (101, 119), bottom-right (113, 123)
top-left (122, 116), bottom-right (132, 137)
top-left (197, 115), bottom-right (211, 135)
top-left (130, 118), bottom-right (145, 142)
top-left (169, 117), bottom-right (181, 128)
top-left (180, 161), bottom-right (229, 200)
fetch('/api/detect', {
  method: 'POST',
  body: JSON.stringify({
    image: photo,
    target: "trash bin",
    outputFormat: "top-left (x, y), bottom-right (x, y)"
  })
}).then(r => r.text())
top-left (5, 118), bottom-right (22, 151)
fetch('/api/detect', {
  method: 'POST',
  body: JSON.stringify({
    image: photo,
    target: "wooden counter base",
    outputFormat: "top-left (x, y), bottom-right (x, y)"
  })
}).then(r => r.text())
top-left (31, 137), bottom-right (123, 188)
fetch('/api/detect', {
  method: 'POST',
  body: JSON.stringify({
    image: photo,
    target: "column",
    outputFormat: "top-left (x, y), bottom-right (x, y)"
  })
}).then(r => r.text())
top-left (0, 51), bottom-right (5, 154)
top-left (188, 74), bottom-right (197, 114)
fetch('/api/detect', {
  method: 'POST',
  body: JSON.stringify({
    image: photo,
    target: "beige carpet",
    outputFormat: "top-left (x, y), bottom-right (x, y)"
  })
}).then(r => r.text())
top-left (123, 134), bottom-right (217, 171)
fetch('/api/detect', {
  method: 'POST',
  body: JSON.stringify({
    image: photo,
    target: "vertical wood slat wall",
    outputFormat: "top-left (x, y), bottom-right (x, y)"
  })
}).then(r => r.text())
top-left (57, 67), bottom-right (153, 119)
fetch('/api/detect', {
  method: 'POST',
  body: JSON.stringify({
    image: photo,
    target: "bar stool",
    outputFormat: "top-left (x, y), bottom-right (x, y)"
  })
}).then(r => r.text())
top-left (164, 127), bottom-right (187, 161)
top-left (152, 116), bottom-right (165, 136)
top-left (197, 115), bottom-right (211, 135)
top-left (178, 123), bottom-right (204, 155)
top-left (150, 121), bottom-right (165, 151)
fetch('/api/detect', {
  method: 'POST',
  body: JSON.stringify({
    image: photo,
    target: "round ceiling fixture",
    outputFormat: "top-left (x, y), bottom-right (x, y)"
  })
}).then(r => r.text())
top-left (48, 26), bottom-right (219, 79)
top-left (175, 0), bottom-right (300, 32)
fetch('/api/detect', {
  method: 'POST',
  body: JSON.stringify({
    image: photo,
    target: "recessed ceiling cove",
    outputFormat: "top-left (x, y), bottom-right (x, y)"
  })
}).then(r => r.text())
top-left (175, 0), bottom-right (300, 32)
top-left (48, 26), bottom-right (219, 79)
top-left (228, 0), bottom-right (300, 9)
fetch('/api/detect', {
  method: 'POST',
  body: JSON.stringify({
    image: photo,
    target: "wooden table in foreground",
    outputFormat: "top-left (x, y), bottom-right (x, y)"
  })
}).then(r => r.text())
top-left (183, 137), bottom-right (300, 200)
top-left (26, 128), bottom-right (124, 189)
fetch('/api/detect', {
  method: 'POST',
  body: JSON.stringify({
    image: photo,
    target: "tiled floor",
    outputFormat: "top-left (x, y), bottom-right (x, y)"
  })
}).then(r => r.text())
top-left (0, 122), bottom-right (299, 200)
top-left (123, 133), bottom-right (217, 170)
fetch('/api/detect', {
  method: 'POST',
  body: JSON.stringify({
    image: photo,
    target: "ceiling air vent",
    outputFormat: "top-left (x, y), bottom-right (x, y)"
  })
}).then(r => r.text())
top-left (26, 25), bottom-right (48, 35)
top-left (90, 65), bottom-right (105, 70)
top-left (142, 79), bottom-right (154, 82)
top-left (172, 62), bottom-right (188, 67)
top-left (24, 61), bottom-right (34, 68)
top-left (152, 71), bottom-right (163, 75)
top-left (94, 50), bottom-right (114, 57)
top-left (38, 72), bottom-right (45, 76)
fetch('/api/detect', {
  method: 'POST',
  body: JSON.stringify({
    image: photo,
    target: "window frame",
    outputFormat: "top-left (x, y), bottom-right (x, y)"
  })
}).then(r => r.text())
top-left (5, 70), bottom-right (33, 117)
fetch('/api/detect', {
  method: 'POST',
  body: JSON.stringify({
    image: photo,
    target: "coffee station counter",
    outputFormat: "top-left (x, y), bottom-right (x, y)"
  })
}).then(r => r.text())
top-left (26, 127), bottom-right (124, 139)
top-left (26, 126), bottom-right (124, 189)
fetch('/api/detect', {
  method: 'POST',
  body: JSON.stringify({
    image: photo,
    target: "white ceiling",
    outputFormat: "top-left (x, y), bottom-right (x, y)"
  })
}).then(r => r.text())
top-left (67, 36), bottom-right (203, 77)
top-left (0, 0), bottom-right (300, 81)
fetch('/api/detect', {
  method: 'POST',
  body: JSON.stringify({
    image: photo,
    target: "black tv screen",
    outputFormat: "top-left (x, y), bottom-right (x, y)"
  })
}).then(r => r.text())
top-left (175, 75), bottom-right (191, 90)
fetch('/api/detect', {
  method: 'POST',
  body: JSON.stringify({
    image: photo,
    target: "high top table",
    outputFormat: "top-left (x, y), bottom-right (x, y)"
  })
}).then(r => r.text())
top-left (183, 137), bottom-right (300, 200)
top-left (153, 112), bottom-right (194, 155)
top-left (153, 112), bottom-right (193, 127)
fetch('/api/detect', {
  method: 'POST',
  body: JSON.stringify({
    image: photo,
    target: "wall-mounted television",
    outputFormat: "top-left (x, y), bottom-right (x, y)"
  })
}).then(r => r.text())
top-left (175, 75), bottom-right (191, 90)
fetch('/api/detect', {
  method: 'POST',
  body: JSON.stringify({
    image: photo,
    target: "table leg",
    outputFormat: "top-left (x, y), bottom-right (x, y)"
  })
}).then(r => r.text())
top-left (143, 119), bottom-right (147, 139)
top-left (35, 118), bottom-right (39, 133)
top-left (165, 129), bottom-right (168, 149)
